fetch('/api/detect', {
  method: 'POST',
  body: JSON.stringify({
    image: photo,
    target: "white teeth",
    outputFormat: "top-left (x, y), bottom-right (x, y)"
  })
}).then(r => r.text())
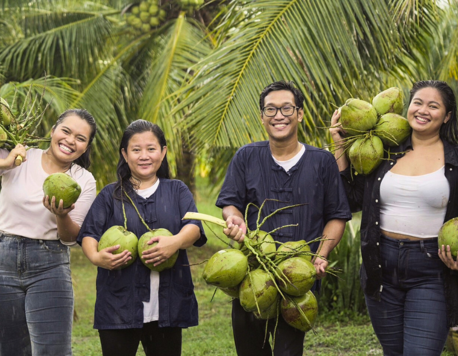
top-left (416, 117), bottom-right (428, 123)
top-left (274, 124), bottom-right (287, 128)
top-left (60, 144), bottom-right (72, 153)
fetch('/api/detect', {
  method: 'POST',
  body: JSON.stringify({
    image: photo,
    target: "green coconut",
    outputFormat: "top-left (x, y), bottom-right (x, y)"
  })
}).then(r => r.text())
top-left (149, 4), bottom-right (159, 15)
top-left (239, 269), bottom-right (278, 313)
top-left (372, 87), bottom-right (404, 116)
top-left (203, 249), bottom-right (248, 288)
top-left (348, 136), bottom-right (384, 175)
top-left (43, 173), bottom-right (81, 209)
top-left (98, 226), bottom-right (138, 269)
top-left (281, 291), bottom-right (318, 332)
top-left (0, 127), bottom-right (7, 142)
top-left (219, 285), bottom-right (240, 299)
top-left (138, 228), bottom-right (178, 272)
top-left (150, 17), bottom-right (160, 27)
top-left (254, 296), bottom-right (279, 320)
top-left (159, 9), bottom-right (167, 20)
top-left (276, 257), bottom-right (316, 297)
top-left (139, 1), bottom-right (150, 12)
top-left (131, 6), bottom-right (140, 15)
top-left (240, 230), bottom-right (277, 268)
top-left (438, 218), bottom-right (458, 258)
top-left (275, 240), bottom-right (312, 262)
top-left (0, 98), bottom-right (13, 126)
top-left (374, 113), bottom-right (411, 147)
top-left (339, 99), bottom-right (378, 136)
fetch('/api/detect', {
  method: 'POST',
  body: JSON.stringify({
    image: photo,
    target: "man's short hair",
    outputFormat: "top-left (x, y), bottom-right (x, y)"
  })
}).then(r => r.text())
top-left (259, 81), bottom-right (305, 111)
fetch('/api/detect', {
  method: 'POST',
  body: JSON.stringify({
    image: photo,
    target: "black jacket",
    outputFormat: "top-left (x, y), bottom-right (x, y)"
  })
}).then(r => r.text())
top-left (341, 136), bottom-right (458, 327)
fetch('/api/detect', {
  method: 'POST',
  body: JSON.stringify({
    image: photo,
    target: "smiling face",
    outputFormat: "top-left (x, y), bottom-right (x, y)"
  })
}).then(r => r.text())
top-left (261, 90), bottom-right (303, 144)
top-left (407, 87), bottom-right (451, 137)
top-left (121, 131), bottom-right (167, 184)
top-left (49, 114), bottom-right (92, 165)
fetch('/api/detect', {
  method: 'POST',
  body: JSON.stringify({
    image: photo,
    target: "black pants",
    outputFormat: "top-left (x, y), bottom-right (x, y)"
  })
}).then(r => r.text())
top-left (98, 321), bottom-right (182, 356)
top-left (232, 299), bottom-right (305, 356)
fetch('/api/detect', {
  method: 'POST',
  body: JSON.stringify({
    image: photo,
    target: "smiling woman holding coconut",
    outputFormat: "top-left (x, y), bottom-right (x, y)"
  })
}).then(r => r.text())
top-left (0, 108), bottom-right (97, 356)
top-left (330, 80), bottom-right (458, 355)
top-left (77, 119), bottom-right (206, 356)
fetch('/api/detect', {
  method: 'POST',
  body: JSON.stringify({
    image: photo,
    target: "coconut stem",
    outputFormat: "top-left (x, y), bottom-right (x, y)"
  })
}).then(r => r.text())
top-left (124, 191), bottom-right (152, 232)
top-left (182, 212), bottom-right (227, 228)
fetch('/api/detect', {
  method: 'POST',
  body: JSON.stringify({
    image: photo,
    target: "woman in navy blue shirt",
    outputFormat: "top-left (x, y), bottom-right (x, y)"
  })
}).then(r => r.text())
top-left (78, 120), bottom-right (206, 356)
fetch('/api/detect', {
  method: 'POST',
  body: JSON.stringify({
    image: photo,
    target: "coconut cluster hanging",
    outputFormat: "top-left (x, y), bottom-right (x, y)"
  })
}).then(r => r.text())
top-left (335, 87), bottom-right (411, 175)
top-left (183, 200), bottom-right (329, 334)
top-left (126, 0), bottom-right (168, 33)
top-left (0, 94), bottom-right (52, 166)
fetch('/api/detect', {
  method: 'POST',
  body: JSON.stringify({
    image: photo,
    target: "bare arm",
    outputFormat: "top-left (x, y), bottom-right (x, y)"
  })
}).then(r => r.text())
top-left (313, 218), bottom-right (347, 278)
top-left (222, 205), bottom-right (247, 242)
top-left (0, 144), bottom-right (27, 170)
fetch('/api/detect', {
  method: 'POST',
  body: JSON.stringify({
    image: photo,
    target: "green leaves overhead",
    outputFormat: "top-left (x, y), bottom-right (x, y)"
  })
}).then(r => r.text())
top-left (0, 8), bottom-right (113, 80)
top-left (177, 0), bottom-right (439, 152)
top-left (139, 13), bottom-right (212, 175)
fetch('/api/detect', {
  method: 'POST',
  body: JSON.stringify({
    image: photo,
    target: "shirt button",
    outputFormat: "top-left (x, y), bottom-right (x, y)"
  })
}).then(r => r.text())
top-left (390, 162), bottom-right (394, 165)
top-left (378, 178), bottom-right (381, 181)
top-left (375, 221), bottom-right (379, 225)
top-left (375, 199), bottom-right (379, 203)
top-left (379, 265), bottom-right (382, 268)
top-left (400, 242), bottom-right (404, 246)
top-left (450, 168), bottom-right (453, 171)
top-left (376, 242), bottom-right (379, 246)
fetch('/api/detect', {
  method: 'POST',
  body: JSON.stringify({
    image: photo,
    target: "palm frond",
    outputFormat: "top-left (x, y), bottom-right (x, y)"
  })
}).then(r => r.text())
top-left (175, 0), bottom-right (425, 153)
top-left (139, 13), bottom-right (213, 175)
top-left (0, 8), bottom-right (115, 81)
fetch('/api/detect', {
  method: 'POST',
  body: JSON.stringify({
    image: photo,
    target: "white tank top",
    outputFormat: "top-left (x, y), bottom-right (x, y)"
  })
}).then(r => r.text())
top-left (380, 167), bottom-right (449, 238)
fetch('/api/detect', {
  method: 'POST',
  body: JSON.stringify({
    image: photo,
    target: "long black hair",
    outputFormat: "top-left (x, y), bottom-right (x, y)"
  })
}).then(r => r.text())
top-left (114, 120), bottom-right (170, 199)
top-left (409, 80), bottom-right (458, 144)
top-left (53, 109), bottom-right (97, 169)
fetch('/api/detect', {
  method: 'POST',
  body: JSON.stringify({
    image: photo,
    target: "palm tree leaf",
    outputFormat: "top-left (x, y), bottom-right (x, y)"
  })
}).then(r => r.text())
top-left (175, 0), bottom-right (421, 153)
top-left (139, 13), bottom-right (212, 175)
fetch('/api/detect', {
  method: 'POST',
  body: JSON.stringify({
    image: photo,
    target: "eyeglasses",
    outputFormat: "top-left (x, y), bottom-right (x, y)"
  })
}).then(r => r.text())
top-left (262, 106), bottom-right (300, 117)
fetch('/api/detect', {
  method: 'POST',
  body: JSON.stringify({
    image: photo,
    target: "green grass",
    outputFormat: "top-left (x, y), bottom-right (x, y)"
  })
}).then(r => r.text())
top-left (70, 180), bottom-right (455, 355)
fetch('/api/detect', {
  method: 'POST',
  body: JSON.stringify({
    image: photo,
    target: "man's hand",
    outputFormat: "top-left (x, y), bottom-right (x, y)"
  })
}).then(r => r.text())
top-left (223, 215), bottom-right (247, 243)
top-left (313, 256), bottom-right (328, 279)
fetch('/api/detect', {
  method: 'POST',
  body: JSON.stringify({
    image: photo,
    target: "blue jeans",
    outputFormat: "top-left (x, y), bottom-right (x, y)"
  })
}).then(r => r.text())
top-left (0, 233), bottom-right (74, 356)
top-left (365, 235), bottom-right (448, 356)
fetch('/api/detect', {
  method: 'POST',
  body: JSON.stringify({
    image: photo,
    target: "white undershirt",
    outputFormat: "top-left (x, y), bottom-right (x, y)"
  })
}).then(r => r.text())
top-left (272, 145), bottom-right (305, 172)
top-left (380, 167), bottom-right (449, 238)
top-left (136, 179), bottom-right (160, 323)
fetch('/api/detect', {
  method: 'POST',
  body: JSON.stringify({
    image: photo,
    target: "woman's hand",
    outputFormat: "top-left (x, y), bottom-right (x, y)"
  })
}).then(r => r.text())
top-left (439, 245), bottom-right (458, 270)
top-left (223, 215), bottom-right (247, 243)
top-left (43, 195), bottom-right (75, 216)
top-left (95, 245), bottom-right (132, 270)
top-left (0, 144), bottom-right (27, 169)
top-left (142, 235), bottom-right (181, 266)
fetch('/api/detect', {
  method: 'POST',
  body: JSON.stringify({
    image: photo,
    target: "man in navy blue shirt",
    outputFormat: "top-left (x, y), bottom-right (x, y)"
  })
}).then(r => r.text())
top-left (216, 81), bottom-right (351, 356)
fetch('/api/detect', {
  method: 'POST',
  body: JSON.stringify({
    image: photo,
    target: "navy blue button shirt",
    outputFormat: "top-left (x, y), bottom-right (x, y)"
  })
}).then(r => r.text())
top-left (77, 179), bottom-right (206, 330)
top-left (216, 141), bottom-right (351, 253)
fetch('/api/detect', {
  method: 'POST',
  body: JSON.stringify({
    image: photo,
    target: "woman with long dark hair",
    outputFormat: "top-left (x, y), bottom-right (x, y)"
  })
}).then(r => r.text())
top-left (0, 109), bottom-right (98, 355)
top-left (78, 119), bottom-right (206, 356)
top-left (330, 80), bottom-right (458, 355)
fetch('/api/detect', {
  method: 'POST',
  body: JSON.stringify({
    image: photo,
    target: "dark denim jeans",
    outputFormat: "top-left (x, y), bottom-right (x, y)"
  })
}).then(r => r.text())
top-left (0, 233), bottom-right (73, 356)
top-left (365, 235), bottom-right (448, 356)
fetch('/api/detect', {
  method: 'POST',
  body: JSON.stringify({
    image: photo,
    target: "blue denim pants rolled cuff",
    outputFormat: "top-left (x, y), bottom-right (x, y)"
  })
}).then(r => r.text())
top-left (0, 233), bottom-right (74, 356)
top-left (365, 234), bottom-right (448, 356)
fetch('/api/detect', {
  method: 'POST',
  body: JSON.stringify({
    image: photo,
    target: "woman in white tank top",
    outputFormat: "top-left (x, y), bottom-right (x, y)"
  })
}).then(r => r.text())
top-left (330, 80), bottom-right (458, 355)
top-left (0, 109), bottom-right (98, 356)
